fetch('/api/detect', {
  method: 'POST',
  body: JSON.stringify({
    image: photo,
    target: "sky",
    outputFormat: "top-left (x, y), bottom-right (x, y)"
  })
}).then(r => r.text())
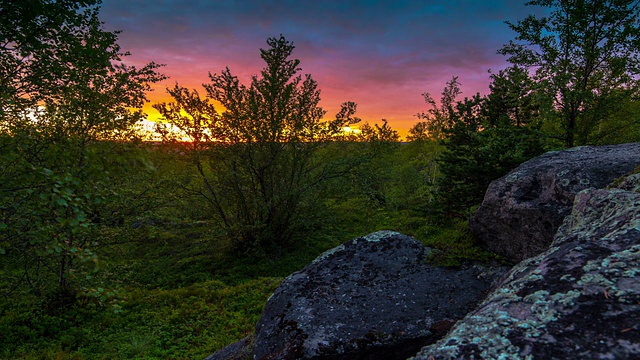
top-left (98, 0), bottom-right (542, 138)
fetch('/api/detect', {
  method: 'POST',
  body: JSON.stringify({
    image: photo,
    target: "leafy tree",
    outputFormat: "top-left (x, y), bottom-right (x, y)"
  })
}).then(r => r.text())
top-left (1, 0), bottom-right (99, 114)
top-left (500, 0), bottom-right (640, 147)
top-left (591, 93), bottom-right (640, 144)
top-left (0, 0), bottom-right (164, 296)
top-left (406, 121), bottom-right (431, 142)
top-left (155, 36), bottom-right (361, 252)
top-left (340, 119), bottom-right (401, 209)
top-left (412, 77), bottom-right (462, 141)
top-left (358, 119), bottom-right (400, 143)
top-left (432, 69), bottom-right (546, 220)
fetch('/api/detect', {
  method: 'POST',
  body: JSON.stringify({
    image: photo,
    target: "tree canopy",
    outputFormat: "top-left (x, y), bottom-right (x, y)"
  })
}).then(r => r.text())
top-left (500, 0), bottom-right (640, 147)
top-left (154, 36), bottom-right (364, 251)
top-left (0, 0), bottom-right (164, 295)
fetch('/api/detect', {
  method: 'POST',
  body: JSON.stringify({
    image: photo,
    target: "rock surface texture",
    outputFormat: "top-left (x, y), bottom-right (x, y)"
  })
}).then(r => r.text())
top-left (253, 231), bottom-right (507, 360)
top-left (204, 336), bottom-right (253, 360)
top-left (470, 142), bottom-right (640, 263)
top-left (412, 179), bottom-right (640, 359)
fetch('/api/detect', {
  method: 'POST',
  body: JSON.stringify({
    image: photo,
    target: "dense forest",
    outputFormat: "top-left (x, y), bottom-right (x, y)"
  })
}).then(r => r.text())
top-left (1, 0), bottom-right (640, 358)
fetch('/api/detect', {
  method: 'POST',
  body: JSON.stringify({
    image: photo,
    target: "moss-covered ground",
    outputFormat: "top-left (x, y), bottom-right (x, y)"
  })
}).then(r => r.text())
top-left (0, 143), bottom-right (498, 359)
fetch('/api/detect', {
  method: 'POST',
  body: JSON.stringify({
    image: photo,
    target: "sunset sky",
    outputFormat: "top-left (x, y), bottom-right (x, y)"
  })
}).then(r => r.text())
top-left (99, 0), bottom-right (543, 138)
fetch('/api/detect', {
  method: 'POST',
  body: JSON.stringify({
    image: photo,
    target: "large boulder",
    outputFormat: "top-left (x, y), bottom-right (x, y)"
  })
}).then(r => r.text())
top-left (253, 231), bottom-right (507, 360)
top-left (470, 143), bottom-right (640, 263)
top-left (412, 180), bottom-right (640, 359)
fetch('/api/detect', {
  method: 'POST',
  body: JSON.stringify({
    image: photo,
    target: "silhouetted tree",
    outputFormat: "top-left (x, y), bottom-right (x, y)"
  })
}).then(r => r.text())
top-left (432, 69), bottom-right (546, 220)
top-left (500, 0), bottom-right (640, 147)
top-left (155, 36), bottom-right (361, 252)
top-left (412, 77), bottom-right (461, 141)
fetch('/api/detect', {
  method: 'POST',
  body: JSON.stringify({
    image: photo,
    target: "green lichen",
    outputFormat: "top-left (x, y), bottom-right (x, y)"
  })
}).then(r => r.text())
top-left (361, 230), bottom-right (400, 243)
top-left (413, 268), bottom-right (582, 359)
top-left (311, 244), bottom-right (346, 264)
top-left (578, 244), bottom-right (640, 303)
top-left (412, 186), bottom-right (640, 360)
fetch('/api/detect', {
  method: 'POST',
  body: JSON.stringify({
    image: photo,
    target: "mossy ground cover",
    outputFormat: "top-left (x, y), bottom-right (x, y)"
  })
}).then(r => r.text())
top-left (1, 210), bottom-right (494, 359)
top-left (0, 144), bottom-right (495, 359)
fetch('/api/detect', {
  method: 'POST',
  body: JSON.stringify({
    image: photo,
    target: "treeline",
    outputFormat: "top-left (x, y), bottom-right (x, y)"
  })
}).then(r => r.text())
top-left (2, 0), bottom-right (640, 307)
top-left (408, 0), bottom-right (640, 218)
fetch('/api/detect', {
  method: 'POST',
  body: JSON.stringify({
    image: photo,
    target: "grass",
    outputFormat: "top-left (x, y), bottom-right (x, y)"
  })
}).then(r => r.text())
top-left (0, 143), bottom-right (498, 359)
top-left (0, 214), bottom-right (356, 359)
top-left (0, 205), bottom-right (496, 359)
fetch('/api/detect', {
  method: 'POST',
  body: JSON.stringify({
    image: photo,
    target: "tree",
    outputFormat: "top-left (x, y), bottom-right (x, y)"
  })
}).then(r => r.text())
top-left (359, 119), bottom-right (400, 143)
top-left (412, 77), bottom-right (462, 141)
top-left (155, 36), bottom-right (361, 252)
top-left (0, 0), bottom-right (164, 296)
top-left (431, 69), bottom-right (547, 220)
top-left (1, 0), bottom-right (99, 115)
top-left (500, 0), bottom-right (640, 147)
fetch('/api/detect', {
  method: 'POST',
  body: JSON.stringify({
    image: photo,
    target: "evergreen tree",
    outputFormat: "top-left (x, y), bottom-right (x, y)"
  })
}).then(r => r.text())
top-left (500, 0), bottom-right (640, 147)
top-left (433, 69), bottom-right (546, 220)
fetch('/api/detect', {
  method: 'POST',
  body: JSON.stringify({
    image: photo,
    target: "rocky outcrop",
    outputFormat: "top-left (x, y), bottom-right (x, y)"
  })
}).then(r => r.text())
top-left (470, 143), bottom-right (640, 263)
top-left (412, 179), bottom-right (640, 359)
top-left (204, 144), bottom-right (640, 360)
top-left (252, 231), bottom-right (508, 360)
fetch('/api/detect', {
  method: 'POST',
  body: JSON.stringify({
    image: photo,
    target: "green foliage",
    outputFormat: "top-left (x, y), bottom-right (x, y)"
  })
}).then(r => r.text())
top-left (154, 36), bottom-right (364, 252)
top-left (500, 0), bottom-right (640, 147)
top-left (420, 220), bottom-right (504, 267)
top-left (431, 70), bottom-right (547, 220)
top-left (13, 2), bottom-right (640, 359)
top-left (1, 0), bottom-right (101, 112)
top-left (0, 0), bottom-right (164, 296)
top-left (0, 138), bottom-right (506, 360)
top-left (0, 275), bottom-right (280, 360)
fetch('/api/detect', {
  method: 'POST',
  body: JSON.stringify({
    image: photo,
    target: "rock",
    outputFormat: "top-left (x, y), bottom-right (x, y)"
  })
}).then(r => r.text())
top-left (253, 231), bottom-right (508, 360)
top-left (616, 172), bottom-right (640, 193)
top-left (412, 180), bottom-right (640, 359)
top-left (205, 336), bottom-right (253, 360)
top-left (470, 143), bottom-right (640, 263)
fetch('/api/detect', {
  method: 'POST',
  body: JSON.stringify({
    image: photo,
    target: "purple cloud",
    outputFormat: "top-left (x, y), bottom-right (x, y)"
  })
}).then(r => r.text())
top-left (99, 0), bottom-right (540, 136)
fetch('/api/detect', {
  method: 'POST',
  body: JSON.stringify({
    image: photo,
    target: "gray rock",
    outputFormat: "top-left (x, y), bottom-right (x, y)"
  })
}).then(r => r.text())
top-left (204, 336), bottom-right (253, 360)
top-left (253, 231), bottom-right (508, 360)
top-left (616, 173), bottom-right (640, 193)
top-left (470, 143), bottom-right (640, 263)
top-left (412, 182), bottom-right (640, 360)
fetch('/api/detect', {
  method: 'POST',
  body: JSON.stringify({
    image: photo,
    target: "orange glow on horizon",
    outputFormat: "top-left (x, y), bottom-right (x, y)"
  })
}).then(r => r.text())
top-left (142, 89), bottom-right (412, 140)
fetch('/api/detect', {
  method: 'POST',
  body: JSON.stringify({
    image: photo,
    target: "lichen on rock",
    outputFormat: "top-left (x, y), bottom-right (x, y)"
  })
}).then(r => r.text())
top-left (412, 177), bottom-right (640, 360)
top-left (470, 143), bottom-right (640, 263)
top-left (253, 231), bottom-right (508, 360)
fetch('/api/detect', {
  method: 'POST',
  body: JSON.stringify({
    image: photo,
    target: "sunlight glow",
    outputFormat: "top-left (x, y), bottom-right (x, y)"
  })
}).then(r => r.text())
top-left (135, 119), bottom-right (193, 142)
top-left (343, 126), bottom-right (361, 134)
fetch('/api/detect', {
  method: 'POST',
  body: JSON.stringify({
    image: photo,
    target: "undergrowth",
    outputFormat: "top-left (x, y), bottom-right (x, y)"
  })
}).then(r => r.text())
top-left (0, 143), bottom-right (497, 359)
